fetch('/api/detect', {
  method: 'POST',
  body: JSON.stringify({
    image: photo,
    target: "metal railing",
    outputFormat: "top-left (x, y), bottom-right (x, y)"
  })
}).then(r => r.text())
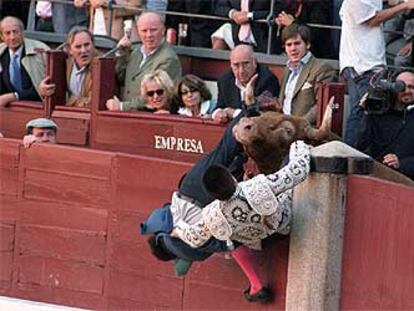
top-left (25, 0), bottom-right (347, 56)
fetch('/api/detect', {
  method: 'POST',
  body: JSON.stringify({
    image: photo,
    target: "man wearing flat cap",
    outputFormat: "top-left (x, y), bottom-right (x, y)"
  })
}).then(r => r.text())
top-left (23, 118), bottom-right (58, 148)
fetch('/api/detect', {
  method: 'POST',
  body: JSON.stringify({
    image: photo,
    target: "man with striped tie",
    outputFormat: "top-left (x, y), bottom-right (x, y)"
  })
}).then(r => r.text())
top-left (0, 16), bottom-right (49, 107)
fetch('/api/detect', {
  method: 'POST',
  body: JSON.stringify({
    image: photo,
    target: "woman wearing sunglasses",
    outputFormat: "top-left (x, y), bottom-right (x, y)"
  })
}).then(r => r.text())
top-left (176, 74), bottom-right (215, 118)
top-left (106, 69), bottom-right (177, 114)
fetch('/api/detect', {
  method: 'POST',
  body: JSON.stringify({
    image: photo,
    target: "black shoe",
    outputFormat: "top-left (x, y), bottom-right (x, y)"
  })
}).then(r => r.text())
top-left (243, 286), bottom-right (273, 304)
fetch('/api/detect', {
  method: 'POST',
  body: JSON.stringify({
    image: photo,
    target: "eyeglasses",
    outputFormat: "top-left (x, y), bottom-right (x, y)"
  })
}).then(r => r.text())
top-left (146, 89), bottom-right (165, 97)
top-left (181, 87), bottom-right (198, 96)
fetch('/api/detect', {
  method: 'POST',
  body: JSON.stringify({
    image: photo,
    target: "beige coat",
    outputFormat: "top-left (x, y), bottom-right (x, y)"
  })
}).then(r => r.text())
top-left (0, 38), bottom-right (50, 97)
top-left (279, 55), bottom-right (337, 125)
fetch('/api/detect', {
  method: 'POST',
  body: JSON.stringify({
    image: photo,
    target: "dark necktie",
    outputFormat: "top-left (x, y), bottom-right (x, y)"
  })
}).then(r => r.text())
top-left (10, 54), bottom-right (22, 92)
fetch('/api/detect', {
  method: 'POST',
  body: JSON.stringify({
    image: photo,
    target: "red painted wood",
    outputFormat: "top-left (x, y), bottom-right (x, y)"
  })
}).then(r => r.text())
top-left (92, 112), bottom-right (226, 162)
top-left (0, 104), bottom-right (45, 139)
top-left (0, 139), bottom-right (291, 309)
top-left (45, 51), bottom-right (67, 116)
top-left (51, 110), bottom-right (90, 146)
top-left (341, 175), bottom-right (414, 310)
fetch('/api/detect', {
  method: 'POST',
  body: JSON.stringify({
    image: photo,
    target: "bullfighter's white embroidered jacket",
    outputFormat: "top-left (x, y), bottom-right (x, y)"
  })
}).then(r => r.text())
top-left (175, 141), bottom-right (311, 250)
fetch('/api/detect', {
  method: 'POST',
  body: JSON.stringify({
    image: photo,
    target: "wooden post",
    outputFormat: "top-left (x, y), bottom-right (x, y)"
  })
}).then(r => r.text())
top-left (44, 50), bottom-right (67, 117)
top-left (286, 141), bottom-right (373, 311)
top-left (89, 57), bottom-right (116, 147)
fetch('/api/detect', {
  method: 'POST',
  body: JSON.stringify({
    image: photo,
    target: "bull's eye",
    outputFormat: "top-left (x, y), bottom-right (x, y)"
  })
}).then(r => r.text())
top-left (245, 125), bottom-right (252, 130)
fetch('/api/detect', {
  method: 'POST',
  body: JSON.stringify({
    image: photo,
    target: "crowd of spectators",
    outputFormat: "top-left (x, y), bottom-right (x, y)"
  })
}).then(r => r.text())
top-left (1, 1), bottom-right (414, 182)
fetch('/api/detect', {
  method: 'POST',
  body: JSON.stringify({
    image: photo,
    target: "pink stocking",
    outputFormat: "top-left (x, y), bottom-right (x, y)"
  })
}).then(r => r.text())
top-left (230, 245), bottom-right (263, 294)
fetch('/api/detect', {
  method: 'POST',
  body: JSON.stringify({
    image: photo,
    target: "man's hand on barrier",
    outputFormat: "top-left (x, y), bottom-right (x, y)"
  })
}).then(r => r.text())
top-left (23, 135), bottom-right (38, 149)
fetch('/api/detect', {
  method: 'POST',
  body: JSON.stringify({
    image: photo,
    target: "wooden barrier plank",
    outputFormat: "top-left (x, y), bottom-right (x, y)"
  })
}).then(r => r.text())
top-left (114, 153), bottom-right (190, 213)
top-left (22, 169), bottom-right (112, 207)
top-left (341, 176), bottom-right (414, 310)
top-left (106, 270), bottom-right (183, 308)
top-left (19, 202), bottom-right (108, 232)
top-left (0, 106), bottom-right (44, 139)
top-left (17, 256), bottom-right (104, 294)
top-left (18, 225), bottom-right (106, 266)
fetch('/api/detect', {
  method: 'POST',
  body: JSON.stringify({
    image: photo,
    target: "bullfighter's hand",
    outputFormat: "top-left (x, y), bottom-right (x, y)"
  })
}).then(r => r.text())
top-left (23, 135), bottom-right (38, 149)
top-left (244, 73), bottom-right (258, 105)
top-left (39, 76), bottom-right (56, 98)
top-left (383, 153), bottom-right (400, 169)
top-left (404, 0), bottom-right (414, 10)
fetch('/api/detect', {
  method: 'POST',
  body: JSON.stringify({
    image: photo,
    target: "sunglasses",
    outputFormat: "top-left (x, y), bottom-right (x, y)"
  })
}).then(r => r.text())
top-left (146, 89), bottom-right (165, 97)
top-left (181, 87), bottom-right (198, 96)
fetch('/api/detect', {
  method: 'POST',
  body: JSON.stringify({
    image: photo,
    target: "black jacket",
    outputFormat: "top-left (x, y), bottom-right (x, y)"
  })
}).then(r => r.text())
top-left (356, 107), bottom-right (414, 180)
top-left (0, 48), bottom-right (41, 101)
top-left (217, 63), bottom-right (280, 110)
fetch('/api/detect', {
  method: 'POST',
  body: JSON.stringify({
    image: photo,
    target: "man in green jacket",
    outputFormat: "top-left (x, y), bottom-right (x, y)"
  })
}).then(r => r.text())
top-left (0, 16), bottom-right (49, 107)
top-left (107, 12), bottom-right (182, 111)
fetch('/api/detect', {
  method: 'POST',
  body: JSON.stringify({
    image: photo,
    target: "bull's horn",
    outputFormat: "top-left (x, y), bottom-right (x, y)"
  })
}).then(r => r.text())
top-left (305, 99), bottom-right (334, 140)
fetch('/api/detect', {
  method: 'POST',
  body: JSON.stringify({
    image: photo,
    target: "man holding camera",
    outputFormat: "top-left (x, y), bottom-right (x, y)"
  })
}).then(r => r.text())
top-left (356, 71), bottom-right (414, 180)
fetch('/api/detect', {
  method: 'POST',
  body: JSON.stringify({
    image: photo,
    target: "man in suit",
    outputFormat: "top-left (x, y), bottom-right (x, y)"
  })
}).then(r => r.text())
top-left (39, 26), bottom-right (99, 108)
top-left (279, 24), bottom-right (336, 125)
top-left (166, 0), bottom-right (222, 48)
top-left (213, 44), bottom-right (280, 123)
top-left (215, 0), bottom-right (284, 53)
top-left (107, 12), bottom-right (182, 111)
top-left (0, 16), bottom-right (49, 107)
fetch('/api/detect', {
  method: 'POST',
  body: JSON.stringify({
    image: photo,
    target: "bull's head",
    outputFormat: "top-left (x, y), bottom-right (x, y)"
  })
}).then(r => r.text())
top-left (233, 104), bottom-right (332, 174)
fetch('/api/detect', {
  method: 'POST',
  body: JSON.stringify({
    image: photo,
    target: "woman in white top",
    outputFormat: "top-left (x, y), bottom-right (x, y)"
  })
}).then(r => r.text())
top-left (176, 74), bottom-right (215, 118)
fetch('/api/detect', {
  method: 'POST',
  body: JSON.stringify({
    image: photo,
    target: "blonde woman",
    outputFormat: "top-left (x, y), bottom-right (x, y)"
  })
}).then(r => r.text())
top-left (106, 69), bottom-right (177, 114)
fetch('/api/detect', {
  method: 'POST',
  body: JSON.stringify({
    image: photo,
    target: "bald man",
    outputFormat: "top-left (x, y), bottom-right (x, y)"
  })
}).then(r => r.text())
top-left (213, 44), bottom-right (280, 123)
top-left (356, 70), bottom-right (414, 180)
top-left (0, 16), bottom-right (49, 107)
top-left (113, 12), bottom-right (182, 111)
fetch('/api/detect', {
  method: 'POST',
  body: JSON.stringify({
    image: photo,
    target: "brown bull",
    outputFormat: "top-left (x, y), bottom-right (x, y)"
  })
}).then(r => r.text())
top-left (233, 108), bottom-right (332, 175)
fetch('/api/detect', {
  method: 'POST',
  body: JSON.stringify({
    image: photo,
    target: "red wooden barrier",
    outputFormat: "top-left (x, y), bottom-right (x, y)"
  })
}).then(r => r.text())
top-left (341, 175), bottom-right (414, 310)
top-left (0, 139), bottom-right (288, 310)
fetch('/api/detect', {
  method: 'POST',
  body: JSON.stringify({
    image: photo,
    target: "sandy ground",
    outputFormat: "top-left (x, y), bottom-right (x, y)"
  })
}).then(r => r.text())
top-left (0, 296), bottom-right (88, 311)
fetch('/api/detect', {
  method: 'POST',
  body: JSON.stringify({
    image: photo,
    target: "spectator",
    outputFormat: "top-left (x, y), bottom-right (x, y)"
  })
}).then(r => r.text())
top-left (39, 26), bottom-right (99, 108)
top-left (275, 0), bottom-right (335, 59)
top-left (339, 0), bottom-right (414, 146)
top-left (53, 0), bottom-right (88, 34)
top-left (115, 12), bottom-right (182, 102)
top-left (0, 16), bottom-right (49, 107)
top-left (75, 0), bottom-right (142, 40)
top-left (106, 69), bottom-right (176, 113)
top-left (215, 0), bottom-right (281, 53)
top-left (356, 70), bottom-right (414, 180)
top-left (22, 118), bottom-right (58, 149)
top-left (213, 44), bottom-right (280, 123)
top-left (176, 74), bottom-right (215, 117)
top-left (279, 24), bottom-right (336, 125)
top-left (36, 1), bottom-right (53, 32)
top-left (166, 0), bottom-right (222, 48)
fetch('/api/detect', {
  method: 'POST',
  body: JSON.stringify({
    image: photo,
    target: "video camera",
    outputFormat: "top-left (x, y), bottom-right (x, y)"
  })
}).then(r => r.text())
top-left (365, 70), bottom-right (406, 115)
